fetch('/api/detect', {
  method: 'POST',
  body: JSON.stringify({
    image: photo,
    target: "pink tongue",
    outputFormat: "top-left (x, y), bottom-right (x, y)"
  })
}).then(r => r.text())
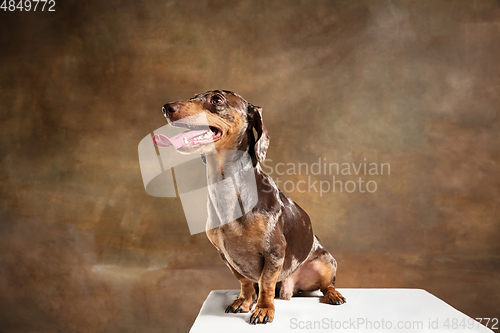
top-left (152, 129), bottom-right (208, 149)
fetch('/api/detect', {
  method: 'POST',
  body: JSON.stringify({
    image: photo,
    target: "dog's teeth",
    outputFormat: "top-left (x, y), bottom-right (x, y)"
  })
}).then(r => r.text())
top-left (186, 129), bottom-right (213, 144)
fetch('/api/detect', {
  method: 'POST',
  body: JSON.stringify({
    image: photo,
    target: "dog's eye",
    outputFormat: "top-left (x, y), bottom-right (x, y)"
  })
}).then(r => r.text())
top-left (210, 95), bottom-right (224, 106)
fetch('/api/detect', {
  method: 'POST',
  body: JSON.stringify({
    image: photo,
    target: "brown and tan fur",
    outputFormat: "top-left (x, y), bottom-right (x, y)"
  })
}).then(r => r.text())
top-left (160, 90), bottom-right (346, 324)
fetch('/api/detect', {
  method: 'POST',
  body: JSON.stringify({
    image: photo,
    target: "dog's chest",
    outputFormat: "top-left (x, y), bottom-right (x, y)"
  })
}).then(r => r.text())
top-left (206, 218), bottom-right (268, 282)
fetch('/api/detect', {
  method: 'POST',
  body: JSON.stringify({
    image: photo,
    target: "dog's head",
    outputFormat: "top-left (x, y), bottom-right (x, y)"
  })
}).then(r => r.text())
top-left (154, 90), bottom-right (269, 165)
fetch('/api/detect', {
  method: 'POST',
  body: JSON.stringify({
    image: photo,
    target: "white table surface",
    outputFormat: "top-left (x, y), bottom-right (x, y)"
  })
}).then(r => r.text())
top-left (190, 289), bottom-right (493, 333)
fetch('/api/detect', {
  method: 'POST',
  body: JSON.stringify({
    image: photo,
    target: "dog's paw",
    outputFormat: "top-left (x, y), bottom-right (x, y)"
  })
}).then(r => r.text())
top-left (225, 297), bottom-right (255, 314)
top-left (249, 304), bottom-right (275, 324)
top-left (324, 289), bottom-right (346, 305)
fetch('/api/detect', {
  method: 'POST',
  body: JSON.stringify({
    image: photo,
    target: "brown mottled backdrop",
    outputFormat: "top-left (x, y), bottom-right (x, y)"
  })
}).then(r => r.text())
top-left (1, 0), bottom-right (499, 332)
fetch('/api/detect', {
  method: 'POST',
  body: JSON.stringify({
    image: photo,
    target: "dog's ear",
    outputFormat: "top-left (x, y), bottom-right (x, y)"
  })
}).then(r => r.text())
top-left (247, 103), bottom-right (270, 165)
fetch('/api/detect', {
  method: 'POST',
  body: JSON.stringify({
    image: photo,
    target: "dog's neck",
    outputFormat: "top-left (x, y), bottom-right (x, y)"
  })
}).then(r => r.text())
top-left (204, 150), bottom-right (245, 183)
top-left (203, 148), bottom-right (258, 229)
top-left (204, 129), bottom-right (253, 184)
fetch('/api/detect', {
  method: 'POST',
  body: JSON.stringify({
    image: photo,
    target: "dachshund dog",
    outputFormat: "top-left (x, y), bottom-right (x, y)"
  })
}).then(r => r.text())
top-left (155, 90), bottom-right (346, 324)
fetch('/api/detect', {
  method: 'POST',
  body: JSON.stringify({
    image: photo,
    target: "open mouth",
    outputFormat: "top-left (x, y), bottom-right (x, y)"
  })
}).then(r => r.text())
top-left (153, 125), bottom-right (222, 149)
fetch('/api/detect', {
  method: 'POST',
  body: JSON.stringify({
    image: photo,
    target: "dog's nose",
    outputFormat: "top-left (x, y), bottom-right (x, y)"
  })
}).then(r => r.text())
top-left (162, 103), bottom-right (180, 117)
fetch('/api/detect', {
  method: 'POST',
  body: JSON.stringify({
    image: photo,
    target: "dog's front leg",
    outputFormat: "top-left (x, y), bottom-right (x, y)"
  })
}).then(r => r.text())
top-left (250, 249), bottom-right (284, 324)
top-left (225, 264), bottom-right (257, 313)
